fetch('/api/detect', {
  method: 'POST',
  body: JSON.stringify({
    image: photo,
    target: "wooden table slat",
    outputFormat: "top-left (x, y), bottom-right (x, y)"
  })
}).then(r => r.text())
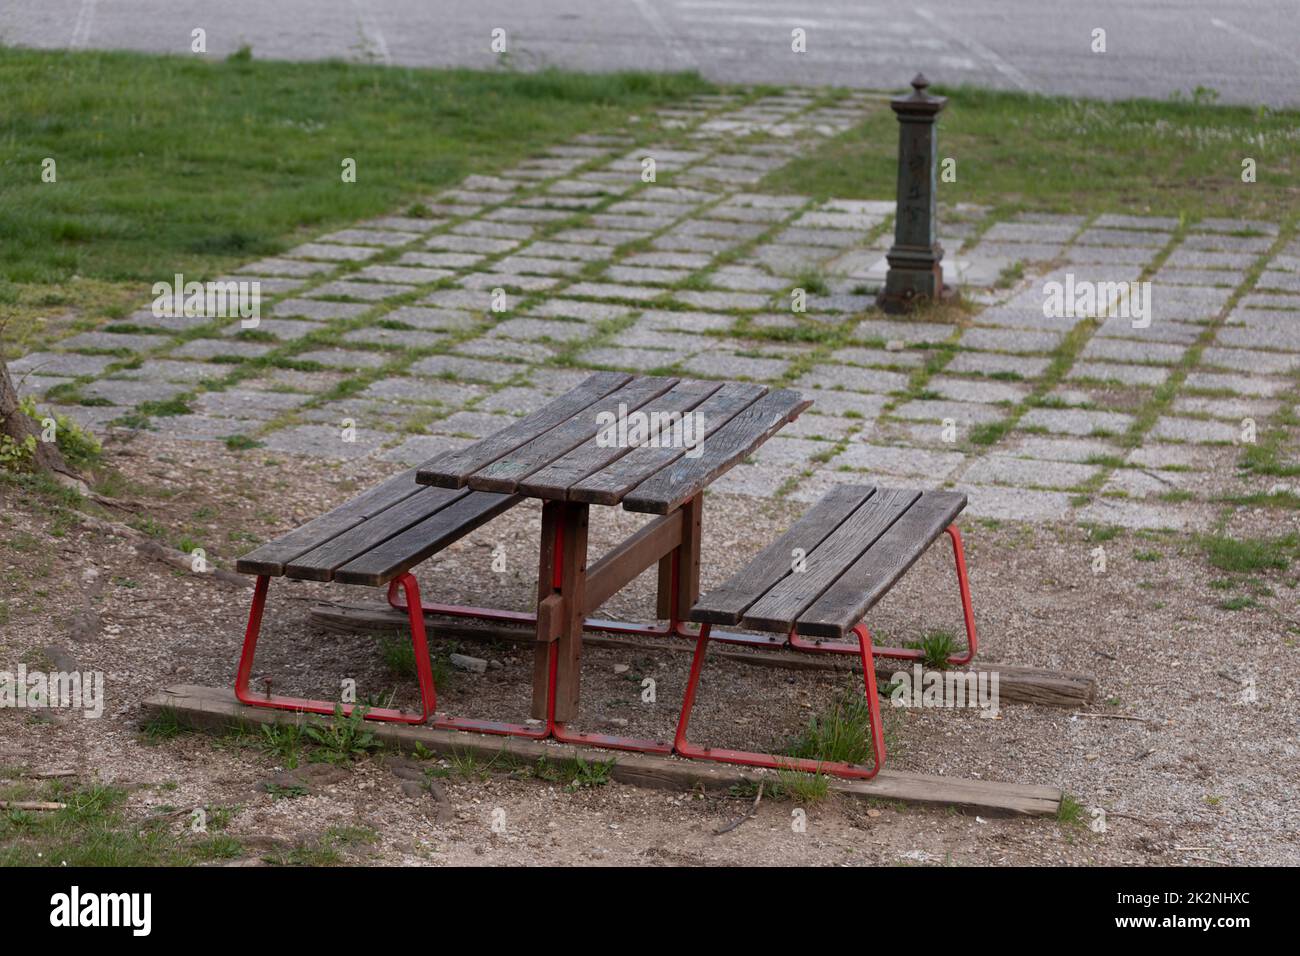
top-left (620, 388), bottom-right (811, 514)
top-left (235, 467), bottom-right (427, 576)
top-left (416, 371), bottom-right (631, 489)
top-left (741, 488), bottom-right (920, 633)
top-left (466, 376), bottom-right (680, 493)
top-left (518, 379), bottom-right (722, 500)
top-left (689, 484), bottom-right (876, 625)
top-left (333, 491), bottom-right (521, 587)
top-left (796, 491), bottom-right (967, 639)
top-left (568, 381), bottom-right (768, 506)
top-left (285, 486), bottom-right (470, 582)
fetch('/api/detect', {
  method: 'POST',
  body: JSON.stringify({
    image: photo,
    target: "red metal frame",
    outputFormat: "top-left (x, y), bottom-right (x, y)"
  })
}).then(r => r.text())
top-left (235, 571), bottom-right (558, 736)
top-left (235, 572), bottom-right (436, 724)
top-left (233, 507), bottom-right (973, 778)
top-left (674, 622), bottom-right (886, 780)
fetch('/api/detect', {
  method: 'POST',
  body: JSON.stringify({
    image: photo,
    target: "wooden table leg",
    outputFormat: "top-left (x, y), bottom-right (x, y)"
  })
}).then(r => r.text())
top-left (531, 500), bottom-right (588, 723)
top-left (656, 493), bottom-right (703, 624)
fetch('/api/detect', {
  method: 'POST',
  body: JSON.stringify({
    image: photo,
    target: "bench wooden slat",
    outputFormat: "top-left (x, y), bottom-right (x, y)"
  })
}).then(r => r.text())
top-left (742, 488), bottom-right (921, 633)
top-left (285, 487), bottom-right (470, 582)
top-left (690, 484), bottom-right (876, 625)
top-left (518, 379), bottom-right (722, 500)
top-left (797, 491), bottom-right (967, 639)
top-left (234, 467), bottom-right (427, 577)
top-left (333, 491), bottom-right (521, 587)
top-left (620, 388), bottom-right (811, 514)
top-left (467, 376), bottom-right (680, 494)
top-left (568, 382), bottom-right (768, 506)
top-left (416, 371), bottom-right (631, 489)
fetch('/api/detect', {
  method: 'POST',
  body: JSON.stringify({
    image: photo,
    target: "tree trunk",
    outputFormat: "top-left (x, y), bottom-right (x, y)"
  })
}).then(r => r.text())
top-left (0, 357), bottom-right (73, 476)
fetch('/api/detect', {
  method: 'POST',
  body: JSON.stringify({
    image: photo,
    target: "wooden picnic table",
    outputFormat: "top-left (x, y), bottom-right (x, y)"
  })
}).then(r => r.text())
top-left (416, 371), bottom-right (810, 752)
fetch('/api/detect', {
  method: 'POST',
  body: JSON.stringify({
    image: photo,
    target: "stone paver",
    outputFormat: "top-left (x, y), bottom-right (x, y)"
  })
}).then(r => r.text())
top-left (1150, 417), bottom-right (1239, 444)
top-left (961, 455), bottom-right (1100, 490)
top-left (1021, 408), bottom-right (1135, 437)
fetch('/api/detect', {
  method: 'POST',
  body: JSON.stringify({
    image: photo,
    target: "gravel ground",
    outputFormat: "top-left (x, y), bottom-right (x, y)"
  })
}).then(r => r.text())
top-left (1, 432), bottom-right (1297, 866)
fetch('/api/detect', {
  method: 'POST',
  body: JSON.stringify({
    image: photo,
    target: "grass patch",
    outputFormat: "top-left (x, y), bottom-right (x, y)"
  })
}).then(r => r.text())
top-left (1198, 533), bottom-right (1297, 573)
top-left (761, 85), bottom-right (1300, 222)
top-left (264, 825), bottom-right (377, 867)
top-left (304, 705), bottom-right (381, 764)
top-left (787, 686), bottom-right (883, 766)
top-left (968, 420), bottom-right (1013, 446)
top-left (0, 780), bottom-right (250, 866)
top-left (0, 46), bottom-right (709, 344)
top-left (774, 769), bottom-right (830, 804)
top-left (380, 636), bottom-right (454, 691)
top-left (258, 723), bottom-right (305, 769)
top-left (902, 630), bottom-right (959, 669)
top-left (1217, 595), bottom-right (1258, 611)
top-left (1057, 793), bottom-right (1087, 828)
top-left (531, 755), bottom-right (616, 792)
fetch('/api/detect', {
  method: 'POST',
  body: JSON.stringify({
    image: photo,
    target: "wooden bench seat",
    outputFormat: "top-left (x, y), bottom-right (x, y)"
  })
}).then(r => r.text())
top-left (673, 483), bottom-right (975, 781)
top-left (232, 468), bottom-right (521, 725)
top-left (690, 484), bottom-right (967, 638)
top-left (235, 468), bottom-right (519, 587)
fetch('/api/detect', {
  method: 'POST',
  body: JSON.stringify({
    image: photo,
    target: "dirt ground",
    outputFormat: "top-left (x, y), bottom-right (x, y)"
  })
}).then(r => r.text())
top-left (2, 431), bottom-right (1297, 866)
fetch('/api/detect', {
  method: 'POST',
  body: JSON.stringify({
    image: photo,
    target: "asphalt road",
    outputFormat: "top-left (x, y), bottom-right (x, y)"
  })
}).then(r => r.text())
top-left (3, 0), bottom-right (1298, 106)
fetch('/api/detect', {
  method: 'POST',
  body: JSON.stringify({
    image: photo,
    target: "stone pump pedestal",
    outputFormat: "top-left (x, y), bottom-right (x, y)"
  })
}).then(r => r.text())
top-left (878, 73), bottom-right (954, 314)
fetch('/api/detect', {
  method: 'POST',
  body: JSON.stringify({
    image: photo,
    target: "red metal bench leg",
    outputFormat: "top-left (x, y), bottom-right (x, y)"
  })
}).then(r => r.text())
top-left (787, 523), bottom-right (977, 666)
top-left (234, 573), bottom-right (435, 724)
top-left (943, 524), bottom-right (978, 666)
top-left (673, 623), bottom-right (885, 780)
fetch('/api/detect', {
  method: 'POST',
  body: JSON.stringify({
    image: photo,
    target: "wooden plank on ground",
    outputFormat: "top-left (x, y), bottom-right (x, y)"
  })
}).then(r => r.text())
top-left (742, 489), bottom-right (919, 634)
top-left (332, 491), bottom-right (520, 586)
top-left (144, 684), bottom-right (1063, 816)
top-left (306, 602), bottom-right (1098, 707)
top-left (285, 487), bottom-right (469, 582)
top-left (691, 484), bottom-right (875, 626)
top-left (519, 379), bottom-right (722, 500)
top-left (797, 491), bottom-right (967, 639)
top-left (569, 382), bottom-right (767, 506)
top-left (417, 371), bottom-right (631, 489)
top-left (234, 467), bottom-right (426, 577)
top-left (468, 377), bottom-right (680, 494)
top-left (621, 388), bottom-right (812, 514)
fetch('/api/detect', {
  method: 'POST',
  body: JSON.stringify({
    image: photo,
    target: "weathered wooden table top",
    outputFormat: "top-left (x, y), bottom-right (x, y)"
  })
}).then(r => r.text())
top-left (416, 372), bottom-right (810, 513)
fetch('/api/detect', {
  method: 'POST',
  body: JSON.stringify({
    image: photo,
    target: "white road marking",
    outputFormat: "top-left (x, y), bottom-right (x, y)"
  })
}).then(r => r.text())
top-left (1210, 17), bottom-right (1300, 67)
top-left (913, 6), bottom-right (1032, 92)
top-left (69, 0), bottom-right (97, 49)
top-left (351, 0), bottom-right (392, 65)
top-left (631, 0), bottom-right (700, 70)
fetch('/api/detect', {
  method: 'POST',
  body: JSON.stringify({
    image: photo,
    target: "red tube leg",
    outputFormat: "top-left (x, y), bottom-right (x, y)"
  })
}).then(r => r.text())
top-left (396, 573), bottom-right (436, 722)
top-left (232, 573), bottom-right (432, 724)
top-left (945, 525), bottom-right (977, 666)
top-left (233, 575), bottom-right (271, 707)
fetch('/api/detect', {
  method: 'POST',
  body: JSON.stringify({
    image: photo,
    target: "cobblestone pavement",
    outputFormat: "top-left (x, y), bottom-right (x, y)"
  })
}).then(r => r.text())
top-left (14, 91), bottom-right (1300, 531)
